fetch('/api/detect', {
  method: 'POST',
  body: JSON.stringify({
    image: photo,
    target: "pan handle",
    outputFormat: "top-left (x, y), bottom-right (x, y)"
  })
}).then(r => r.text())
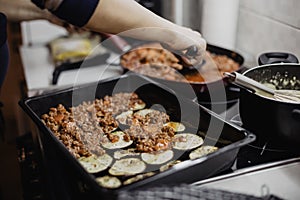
top-left (258, 52), bottom-right (299, 65)
top-left (101, 33), bottom-right (131, 53)
top-left (292, 109), bottom-right (300, 121)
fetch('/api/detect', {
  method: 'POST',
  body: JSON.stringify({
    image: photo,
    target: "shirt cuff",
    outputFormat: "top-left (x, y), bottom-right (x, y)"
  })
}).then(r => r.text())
top-left (52, 0), bottom-right (99, 27)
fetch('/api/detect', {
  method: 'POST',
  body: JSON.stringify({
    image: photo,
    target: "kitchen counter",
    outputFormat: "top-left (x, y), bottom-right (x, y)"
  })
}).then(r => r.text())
top-left (20, 20), bottom-right (123, 97)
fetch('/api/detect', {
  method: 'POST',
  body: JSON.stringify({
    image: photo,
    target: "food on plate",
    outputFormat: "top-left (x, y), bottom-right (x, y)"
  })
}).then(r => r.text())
top-left (109, 158), bottom-right (146, 176)
top-left (101, 131), bottom-right (133, 149)
top-left (78, 154), bottom-right (113, 173)
top-left (113, 148), bottom-right (140, 159)
top-left (159, 160), bottom-right (181, 172)
top-left (189, 146), bottom-right (219, 160)
top-left (141, 150), bottom-right (174, 165)
top-left (123, 172), bottom-right (156, 185)
top-left (96, 176), bottom-right (122, 189)
top-left (164, 122), bottom-right (185, 132)
top-left (172, 133), bottom-right (204, 150)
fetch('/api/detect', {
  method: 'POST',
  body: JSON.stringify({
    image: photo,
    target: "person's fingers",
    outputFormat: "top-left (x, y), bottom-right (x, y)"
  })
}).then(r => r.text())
top-left (161, 26), bottom-right (206, 66)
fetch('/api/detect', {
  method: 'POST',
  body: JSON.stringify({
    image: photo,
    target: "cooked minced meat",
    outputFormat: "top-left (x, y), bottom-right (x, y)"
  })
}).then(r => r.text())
top-left (124, 110), bottom-right (174, 152)
top-left (42, 93), bottom-right (175, 156)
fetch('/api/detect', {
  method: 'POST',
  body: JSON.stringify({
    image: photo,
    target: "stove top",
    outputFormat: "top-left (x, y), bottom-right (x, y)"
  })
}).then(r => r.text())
top-left (226, 103), bottom-right (300, 170)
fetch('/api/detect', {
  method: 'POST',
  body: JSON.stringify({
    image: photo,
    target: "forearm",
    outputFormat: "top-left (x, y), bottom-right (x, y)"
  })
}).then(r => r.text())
top-left (86, 0), bottom-right (204, 51)
top-left (86, 0), bottom-right (177, 39)
top-left (0, 0), bottom-right (50, 22)
top-left (31, 0), bottom-right (206, 56)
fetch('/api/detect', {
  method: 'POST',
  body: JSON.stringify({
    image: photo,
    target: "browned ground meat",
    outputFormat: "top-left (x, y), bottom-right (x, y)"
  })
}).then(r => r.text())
top-left (120, 44), bottom-right (240, 83)
top-left (208, 52), bottom-right (239, 73)
top-left (42, 93), bottom-right (176, 157)
top-left (124, 110), bottom-right (174, 152)
top-left (121, 47), bottom-right (183, 70)
top-left (41, 104), bottom-right (92, 158)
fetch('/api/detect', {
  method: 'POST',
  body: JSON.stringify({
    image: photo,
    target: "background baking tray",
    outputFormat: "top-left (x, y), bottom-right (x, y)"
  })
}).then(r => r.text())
top-left (19, 74), bottom-right (255, 199)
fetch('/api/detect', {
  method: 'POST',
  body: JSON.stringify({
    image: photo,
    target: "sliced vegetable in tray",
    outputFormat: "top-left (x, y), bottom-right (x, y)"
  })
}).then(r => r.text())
top-left (41, 92), bottom-right (219, 189)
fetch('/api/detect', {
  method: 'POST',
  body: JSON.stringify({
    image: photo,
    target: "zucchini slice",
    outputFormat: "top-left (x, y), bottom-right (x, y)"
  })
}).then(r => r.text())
top-left (78, 154), bottom-right (113, 173)
top-left (123, 172), bottom-right (155, 185)
top-left (134, 109), bottom-right (156, 117)
top-left (189, 145), bottom-right (218, 160)
top-left (159, 160), bottom-right (181, 172)
top-left (102, 131), bottom-right (133, 149)
top-left (164, 122), bottom-right (185, 132)
top-left (109, 158), bottom-right (146, 176)
top-left (172, 133), bottom-right (203, 150)
top-left (113, 148), bottom-right (140, 159)
top-left (96, 176), bottom-right (122, 189)
top-left (115, 110), bottom-right (133, 125)
top-left (141, 150), bottom-right (174, 165)
top-left (132, 102), bottom-right (146, 111)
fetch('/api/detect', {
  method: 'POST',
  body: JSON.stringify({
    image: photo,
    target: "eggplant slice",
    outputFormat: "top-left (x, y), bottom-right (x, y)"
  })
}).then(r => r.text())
top-left (115, 110), bottom-right (133, 125)
top-left (141, 150), bottom-right (174, 165)
top-left (96, 175), bottom-right (122, 189)
top-left (132, 101), bottom-right (146, 111)
top-left (123, 172), bottom-right (156, 185)
top-left (78, 154), bottom-right (113, 173)
top-left (172, 133), bottom-right (204, 150)
top-left (164, 122), bottom-right (185, 132)
top-left (113, 148), bottom-right (140, 159)
top-left (159, 160), bottom-right (181, 172)
top-left (134, 109), bottom-right (156, 117)
top-left (189, 145), bottom-right (218, 160)
top-left (102, 131), bottom-right (133, 149)
top-left (109, 158), bottom-right (146, 176)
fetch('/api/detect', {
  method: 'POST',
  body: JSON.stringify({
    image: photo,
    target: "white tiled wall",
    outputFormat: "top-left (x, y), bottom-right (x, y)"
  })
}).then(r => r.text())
top-left (163, 0), bottom-right (300, 65)
top-left (236, 0), bottom-right (300, 65)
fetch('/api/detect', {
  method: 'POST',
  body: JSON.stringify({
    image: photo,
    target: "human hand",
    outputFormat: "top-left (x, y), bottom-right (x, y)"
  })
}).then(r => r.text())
top-left (161, 26), bottom-right (206, 66)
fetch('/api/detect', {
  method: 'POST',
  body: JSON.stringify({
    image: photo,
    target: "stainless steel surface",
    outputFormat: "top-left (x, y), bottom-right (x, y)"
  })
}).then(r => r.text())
top-left (225, 72), bottom-right (275, 95)
top-left (193, 158), bottom-right (300, 199)
top-left (226, 72), bottom-right (300, 103)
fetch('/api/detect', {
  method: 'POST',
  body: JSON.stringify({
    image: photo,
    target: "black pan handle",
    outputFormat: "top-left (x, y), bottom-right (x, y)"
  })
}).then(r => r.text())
top-left (258, 52), bottom-right (299, 65)
top-left (52, 53), bottom-right (110, 85)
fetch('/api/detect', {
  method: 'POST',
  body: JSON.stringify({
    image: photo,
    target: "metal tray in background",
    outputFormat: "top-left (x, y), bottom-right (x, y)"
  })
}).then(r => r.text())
top-left (19, 74), bottom-right (255, 199)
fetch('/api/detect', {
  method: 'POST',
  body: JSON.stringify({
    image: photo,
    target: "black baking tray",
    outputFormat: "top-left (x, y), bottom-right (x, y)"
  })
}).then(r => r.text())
top-left (19, 74), bottom-right (255, 199)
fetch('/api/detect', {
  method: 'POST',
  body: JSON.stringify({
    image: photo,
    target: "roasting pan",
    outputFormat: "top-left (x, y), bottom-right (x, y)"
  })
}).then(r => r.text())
top-left (19, 74), bottom-right (255, 199)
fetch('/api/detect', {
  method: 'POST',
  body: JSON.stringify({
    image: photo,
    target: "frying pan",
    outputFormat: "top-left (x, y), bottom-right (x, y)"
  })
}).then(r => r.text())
top-left (104, 34), bottom-right (245, 112)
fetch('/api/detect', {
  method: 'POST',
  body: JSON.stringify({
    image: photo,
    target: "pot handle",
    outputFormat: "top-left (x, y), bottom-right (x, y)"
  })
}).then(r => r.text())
top-left (292, 109), bottom-right (300, 121)
top-left (258, 52), bottom-right (299, 65)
